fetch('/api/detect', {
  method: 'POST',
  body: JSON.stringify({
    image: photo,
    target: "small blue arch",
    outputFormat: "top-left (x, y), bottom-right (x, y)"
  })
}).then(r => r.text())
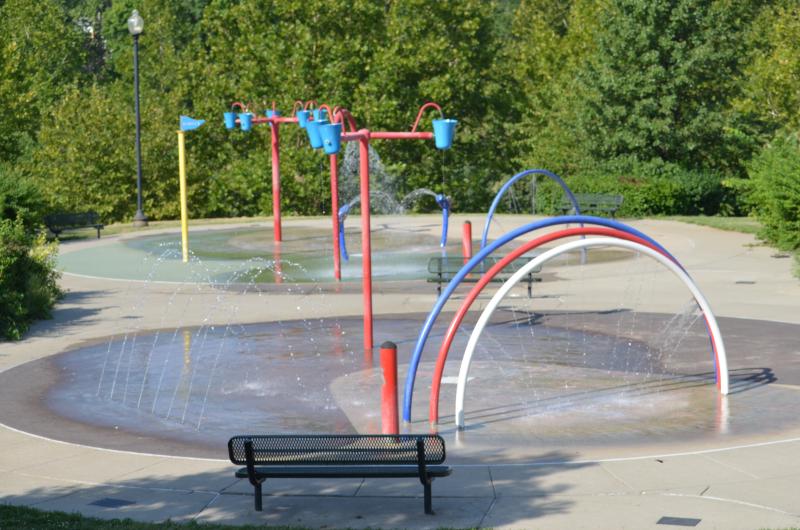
top-left (480, 169), bottom-right (580, 250)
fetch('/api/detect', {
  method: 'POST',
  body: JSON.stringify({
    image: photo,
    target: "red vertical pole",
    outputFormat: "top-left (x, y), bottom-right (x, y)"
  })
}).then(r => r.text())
top-left (462, 220), bottom-right (473, 263)
top-left (271, 121), bottom-right (282, 242)
top-left (380, 341), bottom-right (399, 435)
top-left (359, 131), bottom-right (373, 353)
top-left (330, 154), bottom-right (341, 281)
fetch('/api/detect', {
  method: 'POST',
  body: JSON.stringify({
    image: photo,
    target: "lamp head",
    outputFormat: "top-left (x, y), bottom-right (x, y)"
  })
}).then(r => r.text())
top-left (127, 10), bottom-right (144, 36)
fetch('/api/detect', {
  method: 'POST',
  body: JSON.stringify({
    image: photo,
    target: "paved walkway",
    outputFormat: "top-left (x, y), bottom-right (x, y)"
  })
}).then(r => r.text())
top-left (2, 216), bottom-right (800, 529)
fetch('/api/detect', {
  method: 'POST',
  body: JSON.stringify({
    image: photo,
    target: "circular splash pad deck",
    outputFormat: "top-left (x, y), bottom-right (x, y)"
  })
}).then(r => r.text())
top-left (1, 312), bottom-right (798, 462)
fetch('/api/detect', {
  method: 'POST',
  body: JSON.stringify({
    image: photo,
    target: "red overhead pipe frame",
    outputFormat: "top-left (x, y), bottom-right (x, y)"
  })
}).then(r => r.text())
top-left (329, 103), bottom-right (446, 353)
top-left (233, 99), bottom-right (322, 243)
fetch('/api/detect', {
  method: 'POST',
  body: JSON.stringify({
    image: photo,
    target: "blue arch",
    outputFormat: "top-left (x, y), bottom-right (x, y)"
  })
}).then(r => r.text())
top-left (481, 169), bottom-right (581, 250)
top-left (401, 215), bottom-right (689, 424)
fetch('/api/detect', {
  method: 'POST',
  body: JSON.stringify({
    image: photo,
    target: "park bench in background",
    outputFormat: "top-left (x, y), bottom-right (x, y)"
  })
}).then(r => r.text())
top-left (228, 434), bottom-right (451, 515)
top-left (44, 211), bottom-right (104, 239)
top-left (560, 193), bottom-right (624, 217)
top-left (428, 255), bottom-right (542, 298)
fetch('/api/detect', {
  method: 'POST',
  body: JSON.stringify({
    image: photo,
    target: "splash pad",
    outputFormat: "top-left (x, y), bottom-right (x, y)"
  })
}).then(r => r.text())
top-left (4, 214), bottom-right (800, 463)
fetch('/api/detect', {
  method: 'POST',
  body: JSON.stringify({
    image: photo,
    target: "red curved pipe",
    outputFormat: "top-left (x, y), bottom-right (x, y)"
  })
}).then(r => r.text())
top-left (291, 100), bottom-right (304, 116)
top-left (303, 100), bottom-right (318, 110)
top-left (230, 101), bottom-right (249, 112)
top-left (428, 226), bottom-right (681, 426)
top-left (331, 108), bottom-right (359, 132)
top-left (318, 103), bottom-right (334, 119)
top-left (411, 102), bottom-right (443, 133)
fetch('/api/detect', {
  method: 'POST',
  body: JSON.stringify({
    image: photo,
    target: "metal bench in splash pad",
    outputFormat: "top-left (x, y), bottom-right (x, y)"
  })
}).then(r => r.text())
top-left (228, 434), bottom-right (452, 514)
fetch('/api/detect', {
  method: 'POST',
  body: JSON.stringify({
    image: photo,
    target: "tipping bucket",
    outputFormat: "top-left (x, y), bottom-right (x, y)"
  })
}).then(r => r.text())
top-left (432, 118), bottom-right (457, 150)
top-left (320, 123), bottom-right (342, 155)
top-left (306, 118), bottom-right (329, 149)
top-left (313, 108), bottom-right (328, 122)
top-left (238, 112), bottom-right (253, 132)
top-left (296, 110), bottom-right (310, 128)
top-left (266, 110), bottom-right (280, 119)
top-left (224, 112), bottom-right (237, 129)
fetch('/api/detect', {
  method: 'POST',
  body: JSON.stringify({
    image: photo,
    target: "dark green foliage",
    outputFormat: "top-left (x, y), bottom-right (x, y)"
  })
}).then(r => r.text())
top-left (747, 134), bottom-right (800, 250)
top-left (0, 170), bottom-right (47, 231)
top-left (531, 158), bottom-right (732, 217)
top-left (0, 218), bottom-right (62, 340)
top-left (0, 0), bottom-right (797, 244)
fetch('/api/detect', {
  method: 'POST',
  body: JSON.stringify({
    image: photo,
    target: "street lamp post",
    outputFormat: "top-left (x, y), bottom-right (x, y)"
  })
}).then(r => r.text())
top-left (128, 10), bottom-right (147, 227)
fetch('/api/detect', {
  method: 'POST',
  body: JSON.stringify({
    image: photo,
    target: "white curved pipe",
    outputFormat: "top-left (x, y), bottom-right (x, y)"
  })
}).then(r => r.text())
top-left (454, 237), bottom-right (729, 429)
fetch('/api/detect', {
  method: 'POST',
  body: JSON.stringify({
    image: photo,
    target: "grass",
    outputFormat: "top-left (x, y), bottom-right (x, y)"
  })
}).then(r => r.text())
top-left (0, 504), bottom-right (475, 530)
top-left (663, 215), bottom-right (762, 235)
top-left (0, 504), bottom-right (306, 530)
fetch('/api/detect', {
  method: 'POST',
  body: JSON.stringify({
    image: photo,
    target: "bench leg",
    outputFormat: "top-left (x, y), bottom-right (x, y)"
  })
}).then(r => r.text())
top-left (254, 482), bottom-right (262, 511)
top-left (423, 480), bottom-right (433, 515)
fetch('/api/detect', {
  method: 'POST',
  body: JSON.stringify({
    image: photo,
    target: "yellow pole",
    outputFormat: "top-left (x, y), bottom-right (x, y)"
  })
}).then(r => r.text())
top-left (178, 130), bottom-right (189, 263)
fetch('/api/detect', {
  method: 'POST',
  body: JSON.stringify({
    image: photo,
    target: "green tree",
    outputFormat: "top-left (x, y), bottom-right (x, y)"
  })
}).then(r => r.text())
top-left (354, 0), bottom-right (502, 211)
top-left (0, 0), bottom-right (86, 161)
top-left (498, 0), bottom-right (604, 174)
top-left (735, 1), bottom-right (800, 141)
top-left (574, 0), bottom-right (761, 176)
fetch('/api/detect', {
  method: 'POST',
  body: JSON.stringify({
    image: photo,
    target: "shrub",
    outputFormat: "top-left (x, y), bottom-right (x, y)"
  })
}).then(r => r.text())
top-left (530, 158), bottom-right (733, 217)
top-left (0, 218), bottom-right (62, 340)
top-left (0, 169), bottom-right (47, 231)
top-left (748, 133), bottom-right (800, 250)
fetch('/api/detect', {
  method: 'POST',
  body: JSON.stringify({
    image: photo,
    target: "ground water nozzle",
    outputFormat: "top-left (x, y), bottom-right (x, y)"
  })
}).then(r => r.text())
top-left (338, 204), bottom-right (350, 262)
top-left (436, 194), bottom-right (450, 248)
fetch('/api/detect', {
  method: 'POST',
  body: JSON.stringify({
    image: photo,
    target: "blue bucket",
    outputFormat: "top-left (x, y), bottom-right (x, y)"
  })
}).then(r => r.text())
top-left (320, 123), bottom-right (342, 155)
top-left (238, 112), bottom-right (253, 132)
top-left (266, 110), bottom-right (280, 119)
top-left (224, 112), bottom-right (237, 129)
top-left (296, 110), bottom-right (310, 128)
top-left (306, 118), bottom-right (329, 149)
top-left (313, 108), bottom-right (328, 122)
top-left (432, 118), bottom-right (457, 150)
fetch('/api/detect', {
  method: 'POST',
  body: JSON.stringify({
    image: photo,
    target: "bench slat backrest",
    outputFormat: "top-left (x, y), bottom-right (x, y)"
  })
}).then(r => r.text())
top-left (44, 211), bottom-right (100, 227)
top-left (428, 256), bottom-right (541, 274)
top-left (228, 434), bottom-right (446, 466)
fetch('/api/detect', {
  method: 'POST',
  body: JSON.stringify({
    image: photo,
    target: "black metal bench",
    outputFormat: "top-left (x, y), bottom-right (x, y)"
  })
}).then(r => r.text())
top-left (43, 211), bottom-right (104, 239)
top-left (427, 256), bottom-right (542, 298)
top-left (560, 193), bottom-right (624, 217)
top-left (228, 434), bottom-right (452, 515)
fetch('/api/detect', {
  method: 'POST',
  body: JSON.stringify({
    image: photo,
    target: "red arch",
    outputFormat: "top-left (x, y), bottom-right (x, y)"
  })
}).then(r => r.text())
top-left (428, 227), bottom-right (679, 426)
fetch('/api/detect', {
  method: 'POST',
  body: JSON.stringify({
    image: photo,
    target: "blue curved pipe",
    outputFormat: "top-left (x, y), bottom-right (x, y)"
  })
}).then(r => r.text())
top-left (481, 169), bottom-right (581, 250)
top-left (338, 204), bottom-right (350, 262)
top-left (435, 194), bottom-right (450, 248)
top-left (401, 215), bottom-right (688, 424)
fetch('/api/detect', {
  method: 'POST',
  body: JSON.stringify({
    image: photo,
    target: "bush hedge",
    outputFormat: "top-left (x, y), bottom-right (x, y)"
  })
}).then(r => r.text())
top-left (526, 159), bottom-right (734, 217)
top-left (0, 173), bottom-right (61, 340)
top-left (748, 134), bottom-right (800, 251)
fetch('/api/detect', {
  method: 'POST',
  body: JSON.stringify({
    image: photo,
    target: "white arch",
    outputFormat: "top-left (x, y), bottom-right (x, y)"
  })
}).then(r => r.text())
top-left (454, 237), bottom-right (729, 429)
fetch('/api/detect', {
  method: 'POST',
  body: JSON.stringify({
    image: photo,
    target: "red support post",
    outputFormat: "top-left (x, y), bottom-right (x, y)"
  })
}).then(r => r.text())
top-left (462, 220), bottom-right (473, 263)
top-left (359, 131), bottom-right (373, 353)
top-left (270, 121), bottom-right (282, 242)
top-left (380, 341), bottom-right (399, 435)
top-left (330, 153), bottom-right (341, 281)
